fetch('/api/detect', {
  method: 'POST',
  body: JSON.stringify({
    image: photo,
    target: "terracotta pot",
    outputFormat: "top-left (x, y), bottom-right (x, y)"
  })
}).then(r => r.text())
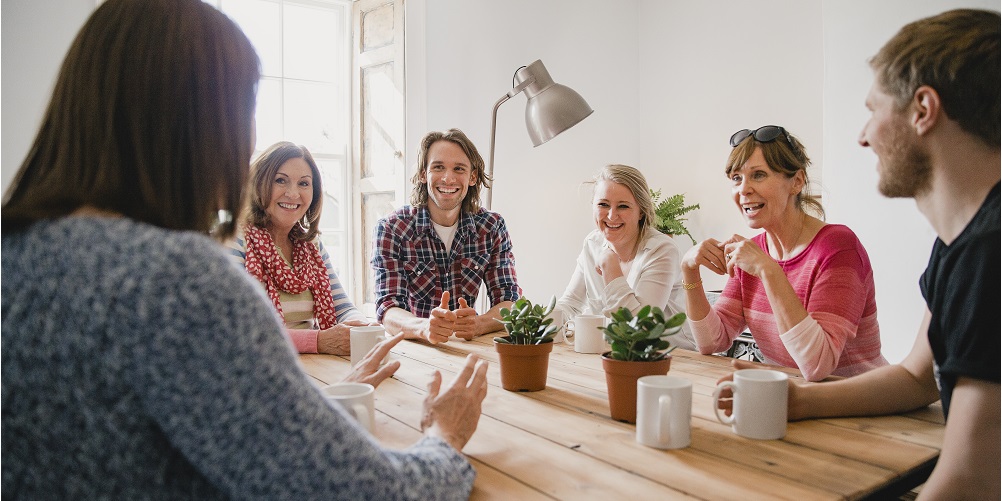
top-left (601, 353), bottom-right (672, 423)
top-left (494, 338), bottom-right (554, 392)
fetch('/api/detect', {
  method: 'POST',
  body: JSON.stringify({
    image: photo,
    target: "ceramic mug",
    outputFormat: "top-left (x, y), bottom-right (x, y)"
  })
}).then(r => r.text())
top-left (636, 375), bottom-right (692, 449)
top-left (564, 314), bottom-right (607, 354)
top-left (350, 325), bottom-right (388, 366)
top-left (712, 369), bottom-right (788, 440)
top-left (322, 382), bottom-right (376, 432)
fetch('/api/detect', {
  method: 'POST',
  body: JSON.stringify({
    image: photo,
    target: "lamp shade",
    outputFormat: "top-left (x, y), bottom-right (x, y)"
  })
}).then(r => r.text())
top-left (515, 60), bottom-right (594, 146)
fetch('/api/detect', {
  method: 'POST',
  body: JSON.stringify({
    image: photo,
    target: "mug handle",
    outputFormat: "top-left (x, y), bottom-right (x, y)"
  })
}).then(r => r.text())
top-left (712, 382), bottom-right (737, 425)
top-left (563, 320), bottom-right (575, 345)
top-left (657, 394), bottom-right (672, 447)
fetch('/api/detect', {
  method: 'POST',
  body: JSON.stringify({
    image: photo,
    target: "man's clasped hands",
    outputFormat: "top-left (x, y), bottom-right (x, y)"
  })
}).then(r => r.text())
top-left (427, 291), bottom-right (482, 344)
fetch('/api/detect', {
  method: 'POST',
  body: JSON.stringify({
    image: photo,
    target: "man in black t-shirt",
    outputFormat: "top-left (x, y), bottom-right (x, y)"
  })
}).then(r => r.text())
top-left (723, 9), bottom-right (1000, 499)
top-left (918, 184), bottom-right (999, 419)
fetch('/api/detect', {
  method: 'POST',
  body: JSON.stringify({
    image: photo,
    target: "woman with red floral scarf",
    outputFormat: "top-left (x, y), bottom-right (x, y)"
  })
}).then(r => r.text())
top-left (229, 141), bottom-right (375, 355)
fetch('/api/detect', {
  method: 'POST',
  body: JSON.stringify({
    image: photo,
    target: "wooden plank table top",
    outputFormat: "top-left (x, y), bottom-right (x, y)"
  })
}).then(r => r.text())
top-left (300, 334), bottom-right (944, 501)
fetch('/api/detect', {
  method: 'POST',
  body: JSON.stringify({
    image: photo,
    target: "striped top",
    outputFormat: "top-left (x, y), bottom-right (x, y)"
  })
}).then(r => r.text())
top-left (227, 234), bottom-right (366, 351)
top-left (689, 224), bottom-right (887, 381)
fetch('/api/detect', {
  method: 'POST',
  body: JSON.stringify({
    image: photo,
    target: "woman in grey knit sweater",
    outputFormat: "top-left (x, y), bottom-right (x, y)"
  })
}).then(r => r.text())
top-left (1, 0), bottom-right (487, 499)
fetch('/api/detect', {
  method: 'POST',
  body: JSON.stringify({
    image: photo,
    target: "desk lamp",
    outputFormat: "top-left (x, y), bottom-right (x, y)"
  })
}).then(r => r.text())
top-left (485, 59), bottom-right (593, 209)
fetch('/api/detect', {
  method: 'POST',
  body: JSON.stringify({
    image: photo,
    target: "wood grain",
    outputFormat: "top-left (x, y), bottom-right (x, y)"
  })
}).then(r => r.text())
top-left (300, 334), bottom-right (944, 501)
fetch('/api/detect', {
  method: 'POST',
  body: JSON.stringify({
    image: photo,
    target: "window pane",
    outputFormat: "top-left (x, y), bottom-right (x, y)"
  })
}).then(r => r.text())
top-left (221, 0), bottom-right (282, 77)
top-left (319, 231), bottom-right (347, 279)
top-left (254, 78), bottom-right (284, 151)
top-left (284, 3), bottom-right (343, 83)
top-left (361, 62), bottom-right (401, 178)
top-left (222, 0), bottom-right (354, 304)
top-left (361, 191), bottom-right (397, 303)
top-left (284, 80), bottom-right (344, 155)
top-left (360, 2), bottom-right (394, 51)
top-left (317, 158), bottom-right (344, 231)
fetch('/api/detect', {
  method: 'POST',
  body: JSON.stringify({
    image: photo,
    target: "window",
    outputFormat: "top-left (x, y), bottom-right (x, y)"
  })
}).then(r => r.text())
top-left (213, 0), bottom-right (354, 288)
top-left (211, 0), bottom-right (406, 315)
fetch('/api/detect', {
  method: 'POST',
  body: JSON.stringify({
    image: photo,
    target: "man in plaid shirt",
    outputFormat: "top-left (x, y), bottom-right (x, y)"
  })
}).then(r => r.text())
top-left (372, 129), bottom-right (521, 344)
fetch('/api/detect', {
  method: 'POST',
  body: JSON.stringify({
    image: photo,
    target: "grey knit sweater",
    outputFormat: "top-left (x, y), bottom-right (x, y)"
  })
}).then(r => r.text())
top-left (1, 217), bottom-right (474, 499)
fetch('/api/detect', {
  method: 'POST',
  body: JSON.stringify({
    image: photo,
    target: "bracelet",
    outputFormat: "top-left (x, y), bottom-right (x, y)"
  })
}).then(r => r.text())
top-left (682, 279), bottom-right (702, 290)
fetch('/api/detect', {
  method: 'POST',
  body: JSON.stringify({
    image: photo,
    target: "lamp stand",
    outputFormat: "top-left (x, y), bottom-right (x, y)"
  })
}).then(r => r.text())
top-left (485, 78), bottom-right (534, 211)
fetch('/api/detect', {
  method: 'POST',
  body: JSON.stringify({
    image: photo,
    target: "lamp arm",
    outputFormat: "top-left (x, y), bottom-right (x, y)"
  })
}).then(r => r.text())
top-left (485, 94), bottom-right (509, 211)
top-left (486, 77), bottom-right (535, 211)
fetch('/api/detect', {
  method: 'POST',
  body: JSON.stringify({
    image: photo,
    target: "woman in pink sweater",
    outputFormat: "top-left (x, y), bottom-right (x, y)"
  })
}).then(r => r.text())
top-left (680, 126), bottom-right (887, 381)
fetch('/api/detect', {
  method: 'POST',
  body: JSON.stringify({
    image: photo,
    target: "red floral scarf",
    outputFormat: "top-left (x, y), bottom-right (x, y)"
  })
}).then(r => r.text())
top-left (242, 225), bottom-right (338, 329)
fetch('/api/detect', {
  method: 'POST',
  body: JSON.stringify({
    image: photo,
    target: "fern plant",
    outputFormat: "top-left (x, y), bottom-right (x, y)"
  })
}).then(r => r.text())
top-left (602, 305), bottom-right (686, 361)
top-left (650, 189), bottom-right (700, 245)
top-left (495, 296), bottom-right (559, 345)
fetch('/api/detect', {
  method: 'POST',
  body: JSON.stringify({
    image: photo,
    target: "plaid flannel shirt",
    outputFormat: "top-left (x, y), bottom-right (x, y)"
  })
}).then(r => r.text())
top-left (371, 205), bottom-right (521, 321)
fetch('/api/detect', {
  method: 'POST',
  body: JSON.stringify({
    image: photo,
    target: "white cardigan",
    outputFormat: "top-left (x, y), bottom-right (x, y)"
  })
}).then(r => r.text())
top-left (552, 229), bottom-right (696, 351)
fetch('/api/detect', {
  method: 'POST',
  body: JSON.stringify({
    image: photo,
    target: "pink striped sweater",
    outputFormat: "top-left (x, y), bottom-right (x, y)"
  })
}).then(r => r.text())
top-left (690, 224), bottom-right (887, 380)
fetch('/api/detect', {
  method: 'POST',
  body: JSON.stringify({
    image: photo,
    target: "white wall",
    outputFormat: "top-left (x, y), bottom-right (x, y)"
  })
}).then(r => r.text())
top-left (1, 0), bottom-right (96, 190)
top-left (636, 0), bottom-right (824, 293)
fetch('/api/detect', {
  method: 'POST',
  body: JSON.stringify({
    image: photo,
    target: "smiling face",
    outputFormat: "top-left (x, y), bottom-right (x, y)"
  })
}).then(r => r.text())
top-left (423, 139), bottom-right (477, 225)
top-left (859, 82), bottom-right (932, 198)
top-left (266, 157), bottom-right (314, 234)
top-left (730, 147), bottom-right (803, 231)
top-left (594, 179), bottom-right (642, 252)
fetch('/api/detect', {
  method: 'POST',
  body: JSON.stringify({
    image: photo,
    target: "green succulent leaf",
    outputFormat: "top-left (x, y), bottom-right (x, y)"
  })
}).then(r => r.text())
top-left (496, 295), bottom-right (561, 345)
top-left (665, 312), bottom-right (687, 328)
top-left (637, 304), bottom-right (651, 319)
top-left (610, 309), bottom-right (629, 323)
top-left (646, 324), bottom-right (666, 340)
top-left (601, 306), bottom-right (687, 361)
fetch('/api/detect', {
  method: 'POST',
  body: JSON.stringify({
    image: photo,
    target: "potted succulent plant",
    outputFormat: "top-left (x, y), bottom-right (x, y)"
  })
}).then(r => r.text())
top-left (494, 296), bottom-right (559, 392)
top-left (650, 189), bottom-right (700, 245)
top-left (601, 305), bottom-right (687, 423)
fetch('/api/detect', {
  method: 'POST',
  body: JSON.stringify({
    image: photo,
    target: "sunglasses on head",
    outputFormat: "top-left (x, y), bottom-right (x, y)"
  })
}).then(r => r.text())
top-left (729, 125), bottom-right (792, 148)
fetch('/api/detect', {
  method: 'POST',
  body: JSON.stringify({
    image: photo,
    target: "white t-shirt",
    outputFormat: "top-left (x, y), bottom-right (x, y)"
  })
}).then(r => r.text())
top-left (432, 220), bottom-right (458, 252)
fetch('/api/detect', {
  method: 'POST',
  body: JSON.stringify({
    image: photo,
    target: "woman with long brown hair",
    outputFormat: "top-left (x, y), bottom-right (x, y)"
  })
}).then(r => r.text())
top-left (1, 0), bottom-right (486, 497)
top-left (228, 141), bottom-right (373, 355)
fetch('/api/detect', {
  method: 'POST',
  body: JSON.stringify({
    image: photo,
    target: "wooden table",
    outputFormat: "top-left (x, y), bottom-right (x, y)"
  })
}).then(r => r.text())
top-left (300, 335), bottom-right (944, 500)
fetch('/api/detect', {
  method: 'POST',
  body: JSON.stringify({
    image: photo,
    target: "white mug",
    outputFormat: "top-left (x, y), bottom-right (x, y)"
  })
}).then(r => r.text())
top-left (322, 382), bottom-right (375, 432)
top-left (350, 325), bottom-right (388, 366)
top-left (712, 369), bottom-right (788, 440)
top-left (564, 314), bottom-right (607, 354)
top-left (636, 375), bottom-right (692, 449)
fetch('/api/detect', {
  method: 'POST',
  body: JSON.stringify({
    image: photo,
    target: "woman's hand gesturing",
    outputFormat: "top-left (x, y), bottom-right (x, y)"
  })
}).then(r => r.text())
top-left (721, 236), bottom-right (778, 279)
top-left (420, 354), bottom-right (489, 451)
top-left (681, 238), bottom-right (728, 277)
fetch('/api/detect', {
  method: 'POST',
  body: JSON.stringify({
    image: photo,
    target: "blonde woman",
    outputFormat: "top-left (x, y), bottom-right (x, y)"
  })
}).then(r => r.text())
top-left (552, 164), bottom-right (695, 350)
